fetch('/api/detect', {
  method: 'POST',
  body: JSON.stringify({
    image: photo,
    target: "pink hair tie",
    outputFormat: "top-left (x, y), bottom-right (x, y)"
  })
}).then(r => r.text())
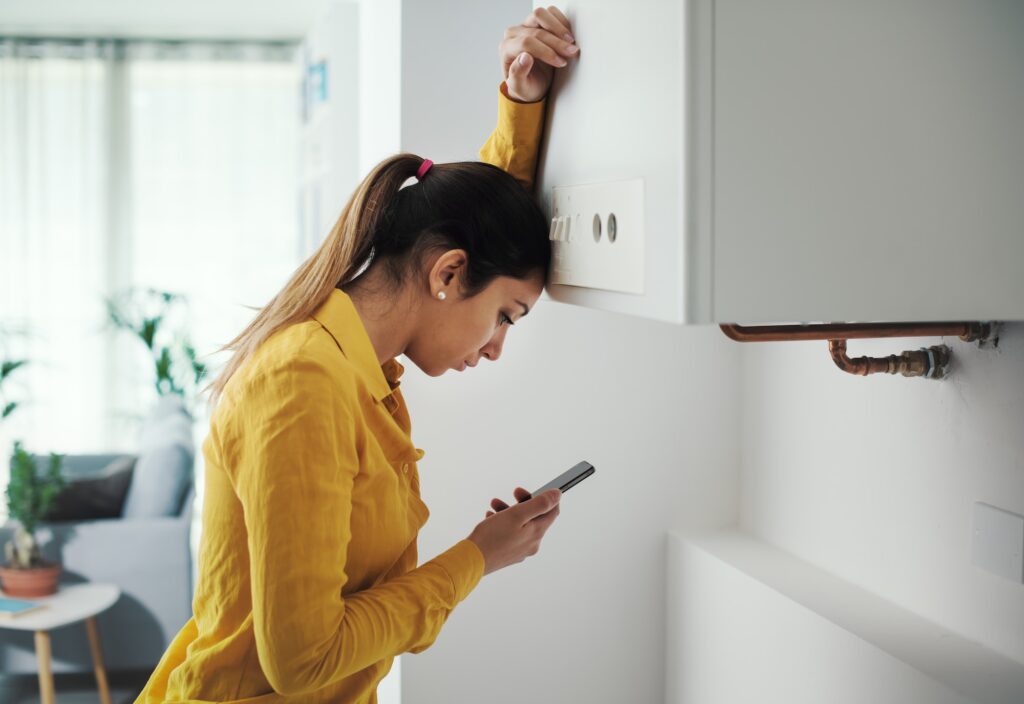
top-left (416, 159), bottom-right (434, 181)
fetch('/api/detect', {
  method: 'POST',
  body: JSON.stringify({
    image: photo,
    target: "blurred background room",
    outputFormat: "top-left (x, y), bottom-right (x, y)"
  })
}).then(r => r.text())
top-left (0, 1), bottom-right (321, 700)
top-left (1, 1), bottom-right (1023, 704)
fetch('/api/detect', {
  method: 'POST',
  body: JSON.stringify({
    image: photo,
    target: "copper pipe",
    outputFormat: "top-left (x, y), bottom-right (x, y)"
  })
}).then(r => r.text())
top-left (828, 339), bottom-right (951, 379)
top-left (720, 321), bottom-right (990, 343)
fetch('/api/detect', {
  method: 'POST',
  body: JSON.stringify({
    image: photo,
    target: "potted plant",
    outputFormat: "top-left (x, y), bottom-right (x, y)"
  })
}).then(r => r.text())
top-left (0, 442), bottom-right (65, 597)
top-left (1, 347), bottom-right (66, 597)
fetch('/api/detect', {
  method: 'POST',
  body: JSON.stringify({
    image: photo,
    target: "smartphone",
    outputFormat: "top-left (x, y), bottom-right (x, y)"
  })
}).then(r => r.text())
top-left (532, 461), bottom-right (596, 497)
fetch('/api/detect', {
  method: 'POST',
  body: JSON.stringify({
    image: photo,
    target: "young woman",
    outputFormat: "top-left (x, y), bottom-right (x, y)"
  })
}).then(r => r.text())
top-left (135, 7), bottom-right (580, 704)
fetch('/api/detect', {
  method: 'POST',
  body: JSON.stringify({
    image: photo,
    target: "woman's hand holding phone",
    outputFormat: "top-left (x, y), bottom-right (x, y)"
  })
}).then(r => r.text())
top-left (469, 461), bottom-right (594, 575)
top-left (466, 489), bottom-right (561, 577)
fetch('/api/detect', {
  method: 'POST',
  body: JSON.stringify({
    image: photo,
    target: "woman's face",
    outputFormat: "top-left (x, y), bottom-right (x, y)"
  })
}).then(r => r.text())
top-left (405, 250), bottom-right (545, 376)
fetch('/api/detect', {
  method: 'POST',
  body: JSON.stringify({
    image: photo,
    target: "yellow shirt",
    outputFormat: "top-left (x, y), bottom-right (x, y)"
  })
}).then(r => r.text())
top-left (136, 82), bottom-right (547, 704)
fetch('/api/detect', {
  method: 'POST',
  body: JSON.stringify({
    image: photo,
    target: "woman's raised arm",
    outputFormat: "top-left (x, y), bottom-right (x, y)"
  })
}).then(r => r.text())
top-left (479, 6), bottom-right (579, 192)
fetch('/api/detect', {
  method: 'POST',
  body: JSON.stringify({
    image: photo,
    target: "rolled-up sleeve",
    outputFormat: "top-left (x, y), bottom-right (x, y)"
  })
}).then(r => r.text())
top-left (229, 356), bottom-right (484, 697)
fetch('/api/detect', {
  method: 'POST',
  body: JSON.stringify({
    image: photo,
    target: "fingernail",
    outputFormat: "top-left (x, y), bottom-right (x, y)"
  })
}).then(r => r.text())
top-left (564, 33), bottom-right (575, 43)
top-left (518, 53), bottom-right (529, 66)
top-left (566, 44), bottom-right (579, 54)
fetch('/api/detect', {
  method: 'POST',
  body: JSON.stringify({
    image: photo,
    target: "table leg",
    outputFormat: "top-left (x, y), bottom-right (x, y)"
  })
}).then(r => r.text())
top-left (85, 616), bottom-right (113, 704)
top-left (34, 630), bottom-right (55, 704)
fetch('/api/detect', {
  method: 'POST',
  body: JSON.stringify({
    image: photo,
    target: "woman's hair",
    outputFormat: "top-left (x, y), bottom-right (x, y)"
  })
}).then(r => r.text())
top-left (206, 153), bottom-right (551, 405)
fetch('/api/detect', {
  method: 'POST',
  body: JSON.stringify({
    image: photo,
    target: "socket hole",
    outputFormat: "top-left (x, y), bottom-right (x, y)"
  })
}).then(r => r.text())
top-left (593, 213), bottom-right (602, 242)
top-left (608, 213), bottom-right (617, 243)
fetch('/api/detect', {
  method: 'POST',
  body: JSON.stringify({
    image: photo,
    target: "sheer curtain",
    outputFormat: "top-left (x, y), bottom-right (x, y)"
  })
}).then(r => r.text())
top-left (127, 41), bottom-right (301, 397)
top-left (0, 39), bottom-right (114, 482)
top-left (0, 38), bottom-right (301, 520)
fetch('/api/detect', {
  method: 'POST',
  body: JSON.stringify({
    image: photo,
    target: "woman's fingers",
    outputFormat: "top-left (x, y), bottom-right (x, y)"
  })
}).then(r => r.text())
top-left (501, 34), bottom-right (565, 71)
top-left (530, 503), bottom-right (561, 531)
top-left (529, 28), bottom-right (579, 59)
top-left (523, 6), bottom-right (573, 42)
top-left (547, 5), bottom-right (572, 32)
top-left (506, 51), bottom-right (534, 86)
top-left (504, 26), bottom-right (577, 62)
top-left (517, 34), bottom-right (569, 68)
top-left (489, 488), bottom-right (533, 515)
top-left (515, 489), bottom-right (562, 526)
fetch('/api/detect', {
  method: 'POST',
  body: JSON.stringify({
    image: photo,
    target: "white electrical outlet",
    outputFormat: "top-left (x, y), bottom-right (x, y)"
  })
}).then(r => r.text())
top-left (972, 502), bottom-right (1024, 583)
top-left (548, 178), bottom-right (645, 295)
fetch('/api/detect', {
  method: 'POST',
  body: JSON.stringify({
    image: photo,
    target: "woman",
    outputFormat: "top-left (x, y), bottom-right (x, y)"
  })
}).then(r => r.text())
top-left (135, 7), bottom-right (580, 704)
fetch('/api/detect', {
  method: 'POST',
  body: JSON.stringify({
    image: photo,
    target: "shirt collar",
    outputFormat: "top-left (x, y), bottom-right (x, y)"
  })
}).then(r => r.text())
top-left (311, 289), bottom-right (405, 404)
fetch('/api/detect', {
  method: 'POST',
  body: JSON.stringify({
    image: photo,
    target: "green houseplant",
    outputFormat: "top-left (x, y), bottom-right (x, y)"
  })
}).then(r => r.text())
top-left (0, 345), bottom-right (66, 597)
top-left (1, 442), bottom-right (65, 596)
top-left (106, 287), bottom-right (208, 417)
top-left (1, 354), bottom-right (26, 424)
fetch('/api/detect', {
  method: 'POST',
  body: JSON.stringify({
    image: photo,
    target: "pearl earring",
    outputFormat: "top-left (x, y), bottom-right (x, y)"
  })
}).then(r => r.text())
top-left (437, 291), bottom-right (446, 301)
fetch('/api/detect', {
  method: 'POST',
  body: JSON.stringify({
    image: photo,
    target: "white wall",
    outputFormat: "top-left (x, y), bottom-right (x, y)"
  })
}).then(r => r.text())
top-left (387, 5), bottom-right (740, 701)
top-left (398, 0), bottom-right (511, 162)
top-left (402, 304), bottom-right (739, 704)
top-left (739, 324), bottom-right (1024, 665)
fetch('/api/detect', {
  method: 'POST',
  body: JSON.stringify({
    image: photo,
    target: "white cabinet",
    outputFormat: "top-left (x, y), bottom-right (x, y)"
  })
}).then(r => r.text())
top-left (535, 0), bottom-right (1024, 324)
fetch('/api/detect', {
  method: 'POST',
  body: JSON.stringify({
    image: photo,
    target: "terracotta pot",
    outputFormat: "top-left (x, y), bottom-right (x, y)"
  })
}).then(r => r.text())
top-left (0, 562), bottom-right (62, 597)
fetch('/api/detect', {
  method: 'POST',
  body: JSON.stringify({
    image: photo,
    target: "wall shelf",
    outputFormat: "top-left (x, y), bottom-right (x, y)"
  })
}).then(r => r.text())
top-left (666, 530), bottom-right (1024, 704)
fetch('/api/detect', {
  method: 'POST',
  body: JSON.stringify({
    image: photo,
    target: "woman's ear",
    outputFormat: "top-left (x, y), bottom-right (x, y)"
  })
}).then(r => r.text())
top-left (430, 248), bottom-right (468, 291)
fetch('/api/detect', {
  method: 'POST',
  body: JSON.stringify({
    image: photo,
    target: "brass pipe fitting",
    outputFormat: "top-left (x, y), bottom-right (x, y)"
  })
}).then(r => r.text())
top-left (717, 321), bottom-right (994, 380)
top-left (827, 340), bottom-right (951, 379)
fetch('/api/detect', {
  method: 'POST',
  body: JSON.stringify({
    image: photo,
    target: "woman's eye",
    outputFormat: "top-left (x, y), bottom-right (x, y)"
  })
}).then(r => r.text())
top-left (500, 313), bottom-right (514, 327)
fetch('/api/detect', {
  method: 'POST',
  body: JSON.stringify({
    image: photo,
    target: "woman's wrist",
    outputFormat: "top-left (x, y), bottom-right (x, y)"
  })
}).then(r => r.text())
top-left (502, 81), bottom-right (545, 105)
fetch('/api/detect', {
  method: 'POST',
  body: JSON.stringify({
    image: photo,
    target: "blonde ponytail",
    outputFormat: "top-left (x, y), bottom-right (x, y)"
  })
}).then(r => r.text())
top-left (206, 153), bottom-right (423, 406)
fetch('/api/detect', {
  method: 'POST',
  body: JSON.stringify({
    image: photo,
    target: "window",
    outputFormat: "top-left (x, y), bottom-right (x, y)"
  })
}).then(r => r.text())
top-left (0, 38), bottom-right (300, 517)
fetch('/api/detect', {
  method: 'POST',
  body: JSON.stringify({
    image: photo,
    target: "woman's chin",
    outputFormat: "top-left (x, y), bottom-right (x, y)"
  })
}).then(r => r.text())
top-left (407, 357), bottom-right (448, 377)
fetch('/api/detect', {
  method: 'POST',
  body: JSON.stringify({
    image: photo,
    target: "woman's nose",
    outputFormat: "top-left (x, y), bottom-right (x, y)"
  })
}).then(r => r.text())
top-left (480, 331), bottom-right (506, 362)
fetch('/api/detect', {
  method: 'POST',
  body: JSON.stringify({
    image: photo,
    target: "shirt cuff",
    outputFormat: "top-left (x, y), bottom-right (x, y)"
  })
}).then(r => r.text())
top-left (496, 81), bottom-right (547, 147)
top-left (430, 538), bottom-right (486, 605)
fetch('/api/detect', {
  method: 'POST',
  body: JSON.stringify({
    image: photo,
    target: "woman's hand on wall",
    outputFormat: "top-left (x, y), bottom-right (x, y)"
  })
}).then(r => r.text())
top-left (467, 488), bottom-right (562, 576)
top-left (500, 5), bottom-right (579, 104)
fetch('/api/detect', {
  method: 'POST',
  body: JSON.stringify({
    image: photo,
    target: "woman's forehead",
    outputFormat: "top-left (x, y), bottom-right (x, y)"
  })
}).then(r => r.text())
top-left (492, 273), bottom-right (543, 300)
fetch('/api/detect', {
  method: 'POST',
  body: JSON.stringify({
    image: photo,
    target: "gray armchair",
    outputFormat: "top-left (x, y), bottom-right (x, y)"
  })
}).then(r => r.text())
top-left (0, 397), bottom-right (197, 674)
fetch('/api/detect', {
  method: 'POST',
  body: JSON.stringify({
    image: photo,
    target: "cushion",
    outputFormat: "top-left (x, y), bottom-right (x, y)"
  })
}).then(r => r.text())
top-left (121, 395), bottom-right (195, 518)
top-left (43, 456), bottom-right (136, 522)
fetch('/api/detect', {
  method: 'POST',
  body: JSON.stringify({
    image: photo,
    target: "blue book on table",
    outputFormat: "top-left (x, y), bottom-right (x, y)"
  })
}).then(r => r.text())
top-left (0, 596), bottom-right (46, 620)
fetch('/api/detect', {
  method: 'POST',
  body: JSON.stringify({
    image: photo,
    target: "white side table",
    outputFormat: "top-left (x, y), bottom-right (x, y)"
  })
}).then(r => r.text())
top-left (0, 583), bottom-right (120, 704)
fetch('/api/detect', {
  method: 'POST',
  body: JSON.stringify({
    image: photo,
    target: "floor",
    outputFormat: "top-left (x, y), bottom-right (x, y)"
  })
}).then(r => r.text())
top-left (0, 671), bottom-right (151, 704)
